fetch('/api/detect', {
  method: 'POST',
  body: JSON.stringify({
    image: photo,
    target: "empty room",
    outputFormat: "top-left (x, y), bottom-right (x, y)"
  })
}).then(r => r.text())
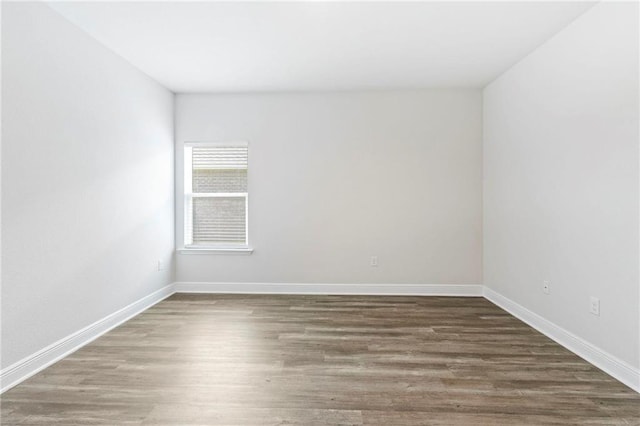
top-left (1, 1), bottom-right (639, 424)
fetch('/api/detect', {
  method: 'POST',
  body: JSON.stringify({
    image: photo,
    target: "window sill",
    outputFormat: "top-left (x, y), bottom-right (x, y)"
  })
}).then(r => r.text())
top-left (177, 247), bottom-right (254, 255)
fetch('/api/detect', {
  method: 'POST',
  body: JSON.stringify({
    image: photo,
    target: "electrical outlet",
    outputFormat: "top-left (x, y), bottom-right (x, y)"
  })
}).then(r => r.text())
top-left (370, 256), bottom-right (378, 267)
top-left (542, 281), bottom-right (550, 295)
top-left (590, 296), bottom-right (600, 316)
top-left (157, 260), bottom-right (165, 272)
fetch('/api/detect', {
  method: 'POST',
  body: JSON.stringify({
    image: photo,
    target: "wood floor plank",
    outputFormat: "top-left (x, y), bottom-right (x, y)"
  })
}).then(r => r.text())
top-left (1, 294), bottom-right (638, 425)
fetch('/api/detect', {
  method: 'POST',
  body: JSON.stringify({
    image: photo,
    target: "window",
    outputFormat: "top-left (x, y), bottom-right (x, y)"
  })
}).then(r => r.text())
top-left (184, 142), bottom-right (249, 249)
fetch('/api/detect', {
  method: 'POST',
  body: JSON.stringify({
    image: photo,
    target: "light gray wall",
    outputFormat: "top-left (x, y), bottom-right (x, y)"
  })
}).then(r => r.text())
top-left (176, 90), bottom-right (482, 285)
top-left (483, 2), bottom-right (639, 368)
top-left (1, 2), bottom-right (175, 368)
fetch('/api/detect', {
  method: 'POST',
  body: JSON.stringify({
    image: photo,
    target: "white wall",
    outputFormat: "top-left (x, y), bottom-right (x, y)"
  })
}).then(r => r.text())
top-left (484, 2), bottom-right (639, 369)
top-left (175, 90), bottom-right (482, 285)
top-left (1, 3), bottom-right (175, 369)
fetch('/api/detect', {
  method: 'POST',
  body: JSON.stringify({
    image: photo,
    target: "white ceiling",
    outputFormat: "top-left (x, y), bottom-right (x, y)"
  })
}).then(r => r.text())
top-left (47, 1), bottom-right (594, 93)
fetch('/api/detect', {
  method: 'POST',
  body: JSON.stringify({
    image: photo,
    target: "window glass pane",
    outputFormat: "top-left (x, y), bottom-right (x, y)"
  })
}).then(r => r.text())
top-left (193, 169), bottom-right (247, 193)
top-left (192, 196), bottom-right (246, 245)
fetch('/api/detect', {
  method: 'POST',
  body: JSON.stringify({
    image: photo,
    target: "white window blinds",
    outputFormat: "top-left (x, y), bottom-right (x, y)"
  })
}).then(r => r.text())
top-left (184, 143), bottom-right (249, 247)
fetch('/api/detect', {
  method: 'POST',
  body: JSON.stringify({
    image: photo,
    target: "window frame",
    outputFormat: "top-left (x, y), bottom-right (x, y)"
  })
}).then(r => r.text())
top-left (183, 141), bottom-right (251, 252)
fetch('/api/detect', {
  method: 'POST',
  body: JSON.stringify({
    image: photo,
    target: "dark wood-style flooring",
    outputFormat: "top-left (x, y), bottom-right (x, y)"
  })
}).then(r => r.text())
top-left (1, 294), bottom-right (639, 425)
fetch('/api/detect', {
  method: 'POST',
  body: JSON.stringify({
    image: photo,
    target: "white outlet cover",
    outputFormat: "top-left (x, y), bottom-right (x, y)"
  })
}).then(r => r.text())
top-left (590, 296), bottom-right (600, 316)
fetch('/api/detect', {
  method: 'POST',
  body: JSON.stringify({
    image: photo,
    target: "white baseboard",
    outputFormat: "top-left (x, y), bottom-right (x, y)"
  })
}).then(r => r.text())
top-left (173, 281), bottom-right (484, 297)
top-left (0, 284), bottom-right (175, 394)
top-left (483, 287), bottom-right (640, 393)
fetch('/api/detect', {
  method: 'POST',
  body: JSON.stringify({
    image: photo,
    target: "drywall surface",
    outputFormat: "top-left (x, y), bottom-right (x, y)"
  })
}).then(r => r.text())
top-left (483, 2), bottom-right (639, 368)
top-left (175, 90), bottom-right (482, 285)
top-left (1, 2), bottom-right (175, 368)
